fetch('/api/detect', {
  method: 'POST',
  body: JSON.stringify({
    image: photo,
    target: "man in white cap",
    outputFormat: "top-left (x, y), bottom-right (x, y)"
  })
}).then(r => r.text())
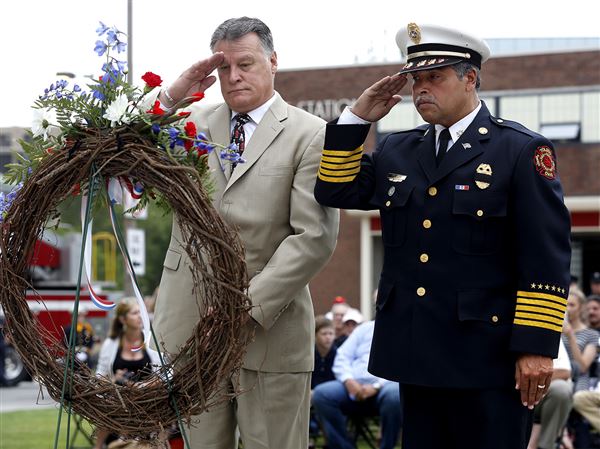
top-left (314, 23), bottom-right (571, 449)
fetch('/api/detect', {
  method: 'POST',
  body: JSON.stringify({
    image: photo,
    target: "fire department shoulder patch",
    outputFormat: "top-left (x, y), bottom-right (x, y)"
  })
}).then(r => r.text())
top-left (533, 146), bottom-right (557, 180)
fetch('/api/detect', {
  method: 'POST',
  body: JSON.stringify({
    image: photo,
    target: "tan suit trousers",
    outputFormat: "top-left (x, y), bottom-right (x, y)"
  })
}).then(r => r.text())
top-left (573, 390), bottom-right (600, 432)
top-left (186, 369), bottom-right (311, 449)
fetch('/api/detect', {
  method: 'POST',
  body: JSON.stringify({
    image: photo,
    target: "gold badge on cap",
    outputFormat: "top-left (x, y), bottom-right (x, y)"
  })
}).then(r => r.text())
top-left (475, 163), bottom-right (492, 189)
top-left (407, 23), bottom-right (421, 44)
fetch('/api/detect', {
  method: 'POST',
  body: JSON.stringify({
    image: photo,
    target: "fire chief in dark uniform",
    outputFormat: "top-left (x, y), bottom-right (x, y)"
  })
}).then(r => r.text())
top-left (314, 23), bottom-right (571, 449)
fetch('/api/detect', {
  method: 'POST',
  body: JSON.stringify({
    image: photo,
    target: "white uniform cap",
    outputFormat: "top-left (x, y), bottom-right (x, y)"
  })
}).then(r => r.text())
top-left (396, 23), bottom-right (491, 74)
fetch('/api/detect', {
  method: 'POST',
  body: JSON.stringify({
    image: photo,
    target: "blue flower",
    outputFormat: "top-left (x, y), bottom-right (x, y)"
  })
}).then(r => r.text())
top-left (115, 60), bottom-right (127, 73)
top-left (151, 124), bottom-right (161, 134)
top-left (94, 40), bottom-right (108, 56)
top-left (0, 183), bottom-right (23, 222)
top-left (114, 41), bottom-right (127, 53)
top-left (106, 30), bottom-right (118, 45)
top-left (92, 88), bottom-right (105, 101)
top-left (73, 85), bottom-right (81, 92)
top-left (197, 132), bottom-right (208, 141)
top-left (96, 21), bottom-right (109, 36)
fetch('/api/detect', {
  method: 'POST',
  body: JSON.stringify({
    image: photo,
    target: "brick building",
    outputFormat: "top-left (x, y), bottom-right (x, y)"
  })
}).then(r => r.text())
top-left (274, 49), bottom-right (600, 317)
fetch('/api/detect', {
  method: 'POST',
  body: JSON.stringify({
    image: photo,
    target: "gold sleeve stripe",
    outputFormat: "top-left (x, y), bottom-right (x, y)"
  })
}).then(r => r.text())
top-left (319, 161), bottom-right (361, 170)
top-left (322, 147), bottom-right (364, 157)
top-left (514, 319), bottom-right (563, 333)
top-left (517, 290), bottom-right (567, 305)
top-left (516, 297), bottom-right (566, 312)
top-left (514, 311), bottom-right (564, 327)
top-left (318, 173), bottom-right (357, 183)
top-left (516, 304), bottom-right (565, 320)
top-left (319, 166), bottom-right (361, 177)
top-left (321, 153), bottom-right (364, 164)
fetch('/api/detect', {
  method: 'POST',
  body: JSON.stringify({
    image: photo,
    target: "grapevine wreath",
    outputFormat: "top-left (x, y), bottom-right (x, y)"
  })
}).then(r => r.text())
top-left (0, 23), bottom-right (252, 443)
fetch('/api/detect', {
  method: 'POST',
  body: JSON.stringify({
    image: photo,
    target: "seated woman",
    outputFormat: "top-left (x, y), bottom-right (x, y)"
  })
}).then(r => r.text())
top-left (93, 297), bottom-right (161, 449)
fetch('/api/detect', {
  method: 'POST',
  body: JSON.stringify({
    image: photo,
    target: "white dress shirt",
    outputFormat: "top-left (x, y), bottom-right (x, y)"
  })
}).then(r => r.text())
top-left (230, 93), bottom-right (277, 145)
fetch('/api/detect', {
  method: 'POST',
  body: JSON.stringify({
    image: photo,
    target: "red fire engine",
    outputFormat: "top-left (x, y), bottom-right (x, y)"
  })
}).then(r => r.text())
top-left (2, 230), bottom-right (116, 385)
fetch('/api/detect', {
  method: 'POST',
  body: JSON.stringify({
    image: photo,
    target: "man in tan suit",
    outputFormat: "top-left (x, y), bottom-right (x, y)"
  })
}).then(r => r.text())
top-left (152, 17), bottom-right (339, 449)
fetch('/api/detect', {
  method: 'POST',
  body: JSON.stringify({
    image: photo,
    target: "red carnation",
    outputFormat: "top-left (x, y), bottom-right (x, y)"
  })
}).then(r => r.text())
top-left (190, 92), bottom-right (205, 102)
top-left (184, 121), bottom-right (197, 137)
top-left (141, 71), bottom-right (163, 88)
top-left (178, 111), bottom-right (191, 118)
top-left (147, 101), bottom-right (165, 115)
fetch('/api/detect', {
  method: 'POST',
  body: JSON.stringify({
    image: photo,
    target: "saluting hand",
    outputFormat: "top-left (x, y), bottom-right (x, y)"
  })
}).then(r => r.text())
top-left (350, 73), bottom-right (407, 122)
top-left (159, 52), bottom-right (225, 107)
top-left (515, 354), bottom-right (554, 409)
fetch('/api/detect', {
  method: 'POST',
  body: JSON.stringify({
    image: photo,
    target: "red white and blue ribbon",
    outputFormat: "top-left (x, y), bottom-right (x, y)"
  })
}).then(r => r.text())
top-left (81, 197), bottom-right (116, 311)
top-left (82, 177), bottom-right (150, 351)
top-left (106, 177), bottom-right (150, 351)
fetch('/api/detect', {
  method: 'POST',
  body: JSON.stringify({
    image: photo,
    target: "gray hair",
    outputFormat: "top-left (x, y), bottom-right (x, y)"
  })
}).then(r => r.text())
top-left (210, 17), bottom-right (274, 56)
top-left (451, 62), bottom-right (481, 90)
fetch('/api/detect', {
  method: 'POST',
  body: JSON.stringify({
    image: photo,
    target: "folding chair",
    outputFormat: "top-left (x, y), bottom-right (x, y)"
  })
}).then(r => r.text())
top-left (346, 411), bottom-right (379, 449)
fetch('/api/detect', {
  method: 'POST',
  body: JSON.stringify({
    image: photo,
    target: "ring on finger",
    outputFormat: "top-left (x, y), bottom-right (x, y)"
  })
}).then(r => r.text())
top-left (537, 384), bottom-right (546, 389)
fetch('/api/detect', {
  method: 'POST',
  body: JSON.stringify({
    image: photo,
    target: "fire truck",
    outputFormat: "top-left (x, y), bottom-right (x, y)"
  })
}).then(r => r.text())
top-left (1, 229), bottom-right (118, 386)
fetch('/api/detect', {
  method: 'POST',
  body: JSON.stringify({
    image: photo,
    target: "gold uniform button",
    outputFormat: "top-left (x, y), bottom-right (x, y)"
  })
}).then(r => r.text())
top-left (417, 287), bottom-right (426, 296)
top-left (492, 315), bottom-right (499, 323)
top-left (423, 219), bottom-right (432, 229)
top-left (420, 253), bottom-right (429, 263)
top-left (385, 200), bottom-right (391, 207)
top-left (428, 187), bottom-right (438, 196)
top-left (476, 209), bottom-right (484, 217)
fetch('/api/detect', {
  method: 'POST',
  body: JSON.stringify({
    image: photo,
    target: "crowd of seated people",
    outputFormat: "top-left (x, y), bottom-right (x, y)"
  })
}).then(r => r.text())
top-left (527, 281), bottom-right (600, 449)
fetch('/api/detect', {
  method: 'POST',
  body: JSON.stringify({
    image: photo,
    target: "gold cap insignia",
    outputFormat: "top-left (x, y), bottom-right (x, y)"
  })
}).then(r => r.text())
top-left (407, 23), bottom-right (421, 45)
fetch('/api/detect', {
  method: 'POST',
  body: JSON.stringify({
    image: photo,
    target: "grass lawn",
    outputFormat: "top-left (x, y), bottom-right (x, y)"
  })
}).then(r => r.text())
top-left (0, 409), bottom-right (95, 449)
top-left (0, 409), bottom-right (394, 448)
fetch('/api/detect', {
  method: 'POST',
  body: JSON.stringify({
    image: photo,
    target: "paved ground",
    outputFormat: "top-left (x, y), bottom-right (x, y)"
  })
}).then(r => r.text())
top-left (0, 380), bottom-right (57, 413)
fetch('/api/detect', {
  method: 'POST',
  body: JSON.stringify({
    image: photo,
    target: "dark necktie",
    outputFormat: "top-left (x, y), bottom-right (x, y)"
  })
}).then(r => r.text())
top-left (231, 113), bottom-right (251, 156)
top-left (436, 128), bottom-right (451, 167)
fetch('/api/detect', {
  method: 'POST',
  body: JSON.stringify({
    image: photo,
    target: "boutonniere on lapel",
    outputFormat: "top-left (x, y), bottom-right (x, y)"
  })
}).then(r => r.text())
top-left (475, 163), bottom-right (492, 189)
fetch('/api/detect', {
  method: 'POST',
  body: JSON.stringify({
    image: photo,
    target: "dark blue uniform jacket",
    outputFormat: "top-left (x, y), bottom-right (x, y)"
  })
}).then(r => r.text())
top-left (315, 102), bottom-right (571, 389)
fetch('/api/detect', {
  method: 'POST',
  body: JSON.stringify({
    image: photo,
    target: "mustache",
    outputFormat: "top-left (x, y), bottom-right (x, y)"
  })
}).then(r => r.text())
top-left (415, 96), bottom-right (436, 106)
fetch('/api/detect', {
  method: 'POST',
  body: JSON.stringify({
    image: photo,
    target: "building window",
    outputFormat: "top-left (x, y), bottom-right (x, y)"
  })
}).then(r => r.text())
top-left (539, 123), bottom-right (581, 142)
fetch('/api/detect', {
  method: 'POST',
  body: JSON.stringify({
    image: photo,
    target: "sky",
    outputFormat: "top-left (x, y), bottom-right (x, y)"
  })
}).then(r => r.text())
top-left (1, 0), bottom-right (599, 127)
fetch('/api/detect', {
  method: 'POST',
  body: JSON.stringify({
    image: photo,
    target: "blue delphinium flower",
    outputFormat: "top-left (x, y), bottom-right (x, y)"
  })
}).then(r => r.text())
top-left (115, 60), bottom-right (127, 73)
top-left (73, 85), bottom-right (81, 92)
top-left (94, 40), bottom-right (108, 56)
top-left (114, 41), bottom-right (127, 53)
top-left (91, 88), bottom-right (105, 101)
top-left (0, 184), bottom-right (23, 223)
top-left (106, 30), bottom-right (118, 45)
top-left (151, 124), bottom-right (161, 134)
top-left (96, 21), bottom-right (109, 36)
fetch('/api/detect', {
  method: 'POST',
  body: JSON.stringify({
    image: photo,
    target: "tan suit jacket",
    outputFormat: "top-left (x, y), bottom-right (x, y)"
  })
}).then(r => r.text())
top-left (152, 92), bottom-right (339, 372)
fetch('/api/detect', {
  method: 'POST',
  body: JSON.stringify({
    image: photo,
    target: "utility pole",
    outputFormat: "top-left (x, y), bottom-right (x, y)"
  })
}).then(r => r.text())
top-left (123, 0), bottom-right (136, 296)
